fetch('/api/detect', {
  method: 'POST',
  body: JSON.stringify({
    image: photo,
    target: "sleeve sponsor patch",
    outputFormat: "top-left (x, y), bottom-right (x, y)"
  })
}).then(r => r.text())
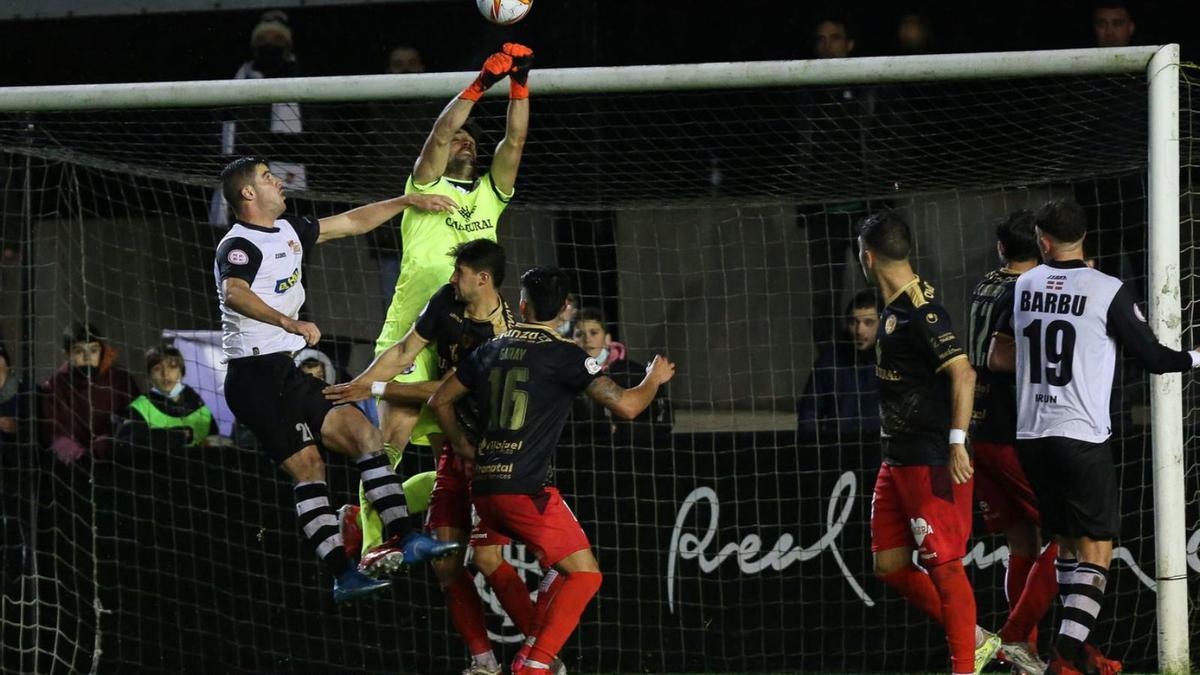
top-left (227, 249), bottom-right (249, 265)
top-left (584, 357), bottom-right (602, 375)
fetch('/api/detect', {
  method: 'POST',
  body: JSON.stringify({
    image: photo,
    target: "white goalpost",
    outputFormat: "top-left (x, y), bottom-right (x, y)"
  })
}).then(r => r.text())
top-left (0, 45), bottom-right (1189, 674)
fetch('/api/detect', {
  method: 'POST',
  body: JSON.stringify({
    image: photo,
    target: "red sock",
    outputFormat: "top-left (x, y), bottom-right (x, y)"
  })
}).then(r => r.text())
top-left (929, 562), bottom-right (976, 675)
top-left (515, 570), bottom-right (565, 667)
top-left (881, 565), bottom-right (945, 624)
top-left (1000, 542), bottom-right (1059, 644)
top-left (486, 561), bottom-right (536, 636)
top-left (445, 571), bottom-right (492, 656)
top-left (1005, 552), bottom-right (1036, 645)
top-left (527, 571), bottom-right (602, 665)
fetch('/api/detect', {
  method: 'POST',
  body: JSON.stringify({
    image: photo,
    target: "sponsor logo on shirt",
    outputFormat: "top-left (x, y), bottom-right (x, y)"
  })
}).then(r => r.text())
top-left (1046, 274), bottom-right (1066, 291)
top-left (274, 268), bottom-right (300, 293)
top-left (445, 216), bottom-right (495, 233)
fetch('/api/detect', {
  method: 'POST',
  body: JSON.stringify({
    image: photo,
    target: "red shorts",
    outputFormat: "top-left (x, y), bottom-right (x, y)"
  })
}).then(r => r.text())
top-left (870, 462), bottom-right (972, 567)
top-left (426, 450), bottom-right (510, 547)
top-left (973, 440), bottom-right (1041, 533)
top-left (473, 487), bottom-right (591, 568)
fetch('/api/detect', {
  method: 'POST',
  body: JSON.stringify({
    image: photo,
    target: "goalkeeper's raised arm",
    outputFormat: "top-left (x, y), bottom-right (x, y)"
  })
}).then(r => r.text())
top-left (412, 42), bottom-right (531, 192)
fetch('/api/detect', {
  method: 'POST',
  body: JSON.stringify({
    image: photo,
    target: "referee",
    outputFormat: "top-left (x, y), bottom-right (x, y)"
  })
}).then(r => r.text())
top-left (994, 200), bottom-right (1199, 674)
top-left (213, 156), bottom-right (460, 602)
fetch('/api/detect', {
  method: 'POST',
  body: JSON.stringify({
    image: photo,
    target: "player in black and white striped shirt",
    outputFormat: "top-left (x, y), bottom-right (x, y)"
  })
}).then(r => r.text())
top-left (214, 156), bottom-right (461, 603)
top-left (992, 200), bottom-right (1199, 675)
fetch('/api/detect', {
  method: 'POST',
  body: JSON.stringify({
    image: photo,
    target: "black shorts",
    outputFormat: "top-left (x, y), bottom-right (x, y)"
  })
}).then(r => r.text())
top-left (1016, 436), bottom-right (1119, 540)
top-left (225, 352), bottom-right (335, 464)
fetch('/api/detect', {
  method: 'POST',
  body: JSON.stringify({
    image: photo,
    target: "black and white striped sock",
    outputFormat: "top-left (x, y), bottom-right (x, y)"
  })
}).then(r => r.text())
top-left (1055, 556), bottom-right (1078, 607)
top-left (1056, 561), bottom-right (1107, 661)
top-left (293, 481), bottom-right (349, 578)
top-left (357, 451), bottom-right (410, 540)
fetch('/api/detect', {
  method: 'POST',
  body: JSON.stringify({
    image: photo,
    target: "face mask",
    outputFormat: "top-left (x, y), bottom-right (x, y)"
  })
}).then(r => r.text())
top-left (252, 45), bottom-right (289, 75)
top-left (71, 364), bottom-right (96, 379)
top-left (156, 382), bottom-right (185, 399)
top-left (595, 346), bottom-right (609, 366)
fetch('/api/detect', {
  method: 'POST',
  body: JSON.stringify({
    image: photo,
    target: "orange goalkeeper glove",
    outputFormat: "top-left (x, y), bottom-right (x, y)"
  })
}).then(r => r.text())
top-left (503, 43), bottom-right (534, 99)
top-left (459, 51), bottom-right (513, 102)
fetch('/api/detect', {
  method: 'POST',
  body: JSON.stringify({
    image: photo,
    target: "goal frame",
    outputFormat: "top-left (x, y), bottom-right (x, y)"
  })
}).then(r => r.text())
top-left (0, 44), bottom-right (1186, 673)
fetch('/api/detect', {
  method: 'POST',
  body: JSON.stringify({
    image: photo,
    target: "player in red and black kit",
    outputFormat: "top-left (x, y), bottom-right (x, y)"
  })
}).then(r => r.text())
top-left (327, 240), bottom-right (538, 674)
top-left (966, 210), bottom-right (1053, 675)
top-left (857, 210), bottom-right (999, 675)
top-left (429, 266), bottom-right (675, 675)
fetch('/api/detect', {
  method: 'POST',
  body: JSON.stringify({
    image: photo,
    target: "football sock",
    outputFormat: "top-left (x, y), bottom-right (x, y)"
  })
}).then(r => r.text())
top-left (527, 571), bottom-right (602, 665)
top-left (999, 542), bottom-right (1059, 643)
top-left (1056, 562), bottom-right (1108, 662)
top-left (293, 481), bottom-right (349, 577)
top-left (356, 451), bottom-right (409, 539)
top-left (487, 560), bottom-right (536, 635)
top-left (446, 570), bottom-right (492, 656)
top-left (881, 565), bottom-right (944, 623)
top-left (930, 562), bottom-right (977, 675)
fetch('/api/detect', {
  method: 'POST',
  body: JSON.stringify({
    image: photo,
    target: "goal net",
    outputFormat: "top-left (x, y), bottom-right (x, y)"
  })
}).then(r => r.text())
top-left (0, 48), bottom-right (1193, 673)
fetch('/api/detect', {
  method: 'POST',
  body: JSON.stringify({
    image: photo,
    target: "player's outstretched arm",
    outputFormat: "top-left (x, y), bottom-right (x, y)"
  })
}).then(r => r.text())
top-left (429, 374), bottom-right (475, 459)
top-left (316, 194), bottom-right (456, 244)
top-left (322, 327), bottom-right (431, 404)
top-left (490, 43), bottom-right (533, 195)
top-left (585, 355), bottom-right (676, 421)
top-left (412, 50), bottom-right (514, 185)
top-left (942, 356), bottom-right (976, 484)
top-left (222, 278), bottom-right (320, 346)
top-left (1107, 283), bottom-right (1200, 374)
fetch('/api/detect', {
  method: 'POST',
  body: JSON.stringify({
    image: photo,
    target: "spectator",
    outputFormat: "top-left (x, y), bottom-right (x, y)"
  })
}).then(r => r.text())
top-left (386, 45), bottom-right (426, 75)
top-left (1092, 1), bottom-right (1135, 48)
top-left (0, 342), bottom-right (29, 447)
top-left (803, 12), bottom-right (879, 347)
top-left (0, 341), bottom-right (32, 578)
top-left (573, 307), bottom-right (625, 370)
top-left (294, 347), bottom-right (336, 385)
top-left (125, 345), bottom-right (218, 448)
top-left (1074, 1), bottom-right (1144, 297)
top-left (813, 16), bottom-right (856, 59)
top-left (38, 322), bottom-right (139, 464)
top-left (796, 289), bottom-right (882, 443)
top-left (894, 11), bottom-right (937, 55)
top-left (571, 308), bottom-right (671, 443)
top-left (209, 9), bottom-right (305, 225)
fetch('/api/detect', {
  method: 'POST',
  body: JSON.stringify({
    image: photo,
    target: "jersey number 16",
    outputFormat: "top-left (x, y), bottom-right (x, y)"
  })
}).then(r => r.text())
top-left (488, 367), bottom-right (529, 431)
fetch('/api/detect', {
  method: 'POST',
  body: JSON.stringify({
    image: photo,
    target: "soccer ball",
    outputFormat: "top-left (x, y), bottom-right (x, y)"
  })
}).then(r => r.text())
top-left (476, 0), bottom-right (533, 25)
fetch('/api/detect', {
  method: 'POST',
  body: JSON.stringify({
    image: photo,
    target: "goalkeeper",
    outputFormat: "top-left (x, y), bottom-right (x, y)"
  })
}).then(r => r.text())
top-left (360, 43), bottom-right (533, 561)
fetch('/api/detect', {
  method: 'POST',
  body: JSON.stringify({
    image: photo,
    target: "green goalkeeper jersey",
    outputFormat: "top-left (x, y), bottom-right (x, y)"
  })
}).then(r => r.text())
top-left (374, 172), bottom-right (511, 355)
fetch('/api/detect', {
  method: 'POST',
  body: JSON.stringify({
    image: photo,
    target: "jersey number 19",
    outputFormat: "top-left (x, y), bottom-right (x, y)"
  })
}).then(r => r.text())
top-left (1022, 318), bottom-right (1077, 386)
